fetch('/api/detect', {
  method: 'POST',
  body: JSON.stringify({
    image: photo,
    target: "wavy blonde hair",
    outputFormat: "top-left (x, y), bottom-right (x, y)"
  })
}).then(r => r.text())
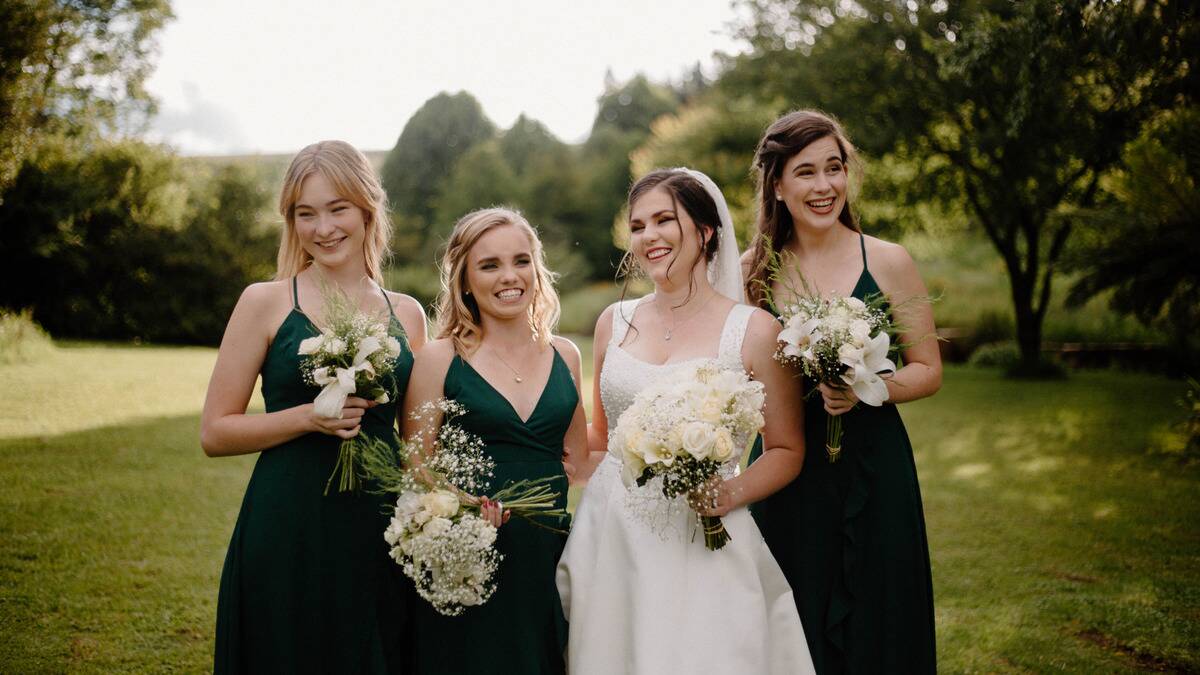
top-left (437, 208), bottom-right (560, 356)
top-left (275, 140), bottom-right (392, 282)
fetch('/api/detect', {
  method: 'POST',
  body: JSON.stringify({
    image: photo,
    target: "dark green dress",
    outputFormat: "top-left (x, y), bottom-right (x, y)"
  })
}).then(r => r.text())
top-left (412, 349), bottom-right (575, 675)
top-left (215, 277), bottom-right (414, 674)
top-left (748, 235), bottom-right (936, 674)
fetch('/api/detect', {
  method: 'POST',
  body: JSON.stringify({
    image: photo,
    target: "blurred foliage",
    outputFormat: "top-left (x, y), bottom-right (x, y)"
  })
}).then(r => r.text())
top-left (1066, 107), bottom-right (1200, 372)
top-left (723, 0), bottom-right (1198, 372)
top-left (0, 136), bottom-right (276, 343)
top-left (0, 308), bottom-right (55, 364)
top-left (0, 0), bottom-right (173, 192)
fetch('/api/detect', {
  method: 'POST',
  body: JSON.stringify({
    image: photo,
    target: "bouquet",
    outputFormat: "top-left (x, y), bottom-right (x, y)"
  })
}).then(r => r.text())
top-left (297, 287), bottom-right (403, 494)
top-left (356, 400), bottom-right (569, 616)
top-left (774, 293), bottom-right (897, 462)
top-left (610, 361), bottom-right (765, 550)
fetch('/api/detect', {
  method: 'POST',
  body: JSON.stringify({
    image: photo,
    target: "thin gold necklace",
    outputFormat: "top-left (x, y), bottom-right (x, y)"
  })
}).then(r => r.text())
top-left (486, 341), bottom-right (534, 383)
top-left (656, 290), bottom-right (717, 342)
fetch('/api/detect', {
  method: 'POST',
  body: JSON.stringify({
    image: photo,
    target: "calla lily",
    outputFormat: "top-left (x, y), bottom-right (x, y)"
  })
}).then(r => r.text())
top-left (839, 332), bottom-right (896, 407)
top-left (312, 359), bottom-right (375, 418)
top-left (355, 336), bottom-right (382, 364)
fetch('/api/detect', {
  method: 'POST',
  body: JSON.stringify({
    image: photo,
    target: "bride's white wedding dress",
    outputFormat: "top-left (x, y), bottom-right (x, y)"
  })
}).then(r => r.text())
top-left (557, 297), bottom-right (815, 674)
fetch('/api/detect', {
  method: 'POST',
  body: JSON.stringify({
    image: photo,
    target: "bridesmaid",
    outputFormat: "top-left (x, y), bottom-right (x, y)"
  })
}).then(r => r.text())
top-left (403, 207), bottom-right (587, 675)
top-left (743, 111), bottom-right (943, 673)
top-left (200, 140), bottom-right (426, 674)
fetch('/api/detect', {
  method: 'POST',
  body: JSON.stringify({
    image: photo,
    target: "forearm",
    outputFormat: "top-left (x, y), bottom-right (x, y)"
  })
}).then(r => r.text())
top-left (884, 361), bottom-right (941, 404)
top-left (201, 405), bottom-right (314, 457)
top-left (727, 445), bottom-right (803, 507)
top-left (572, 424), bottom-right (609, 482)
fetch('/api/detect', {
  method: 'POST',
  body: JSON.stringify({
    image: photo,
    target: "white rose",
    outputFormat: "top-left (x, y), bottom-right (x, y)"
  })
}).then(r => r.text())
top-left (845, 297), bottom-right (867, 311)
top-left (710, 427), bottom-right (736, 462)
top-left (681, 421), bottom-right (717, 460)
top-left (384, 336), bottom-right (403, 358)
top-left (849, 319), bottom-right (871, 346)
top-left (422, 516), bottom-right (452, 537)
top-left (326, 338), bottom-right (347, 355)
top-left (421, 491), bottom-right (460, 518)
top-left (298, 336), bottom-right (323, 355)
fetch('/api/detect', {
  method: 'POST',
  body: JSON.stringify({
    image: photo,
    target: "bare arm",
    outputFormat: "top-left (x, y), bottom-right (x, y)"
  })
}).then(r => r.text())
top-left (553, 336), bottom-right (590, 485)
top-left (400, 339), bottom-right (455, 449)
top-left (703, 310), bottom-right (805, 514)
top-left (390, 292), bottom-right (428, 353)
top-left (200, 283), bottom-right (368, 457)
top-left (875, 243), bottom-right (942, 403)
top-left (579, 304), bottom-right (615, 481)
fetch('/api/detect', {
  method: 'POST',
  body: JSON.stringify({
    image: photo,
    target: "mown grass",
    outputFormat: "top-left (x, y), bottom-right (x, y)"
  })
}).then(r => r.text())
top-left (1, 343), bottom-right (1195, 672)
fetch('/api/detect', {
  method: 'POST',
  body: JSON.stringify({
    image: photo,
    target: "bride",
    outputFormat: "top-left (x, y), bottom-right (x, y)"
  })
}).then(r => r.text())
top-left (557, 168), bottom-right (816, 674)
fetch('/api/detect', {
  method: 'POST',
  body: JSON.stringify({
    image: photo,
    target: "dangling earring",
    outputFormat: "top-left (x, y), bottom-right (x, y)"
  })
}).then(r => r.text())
top-left (776, 193), bottom-right (783, 201)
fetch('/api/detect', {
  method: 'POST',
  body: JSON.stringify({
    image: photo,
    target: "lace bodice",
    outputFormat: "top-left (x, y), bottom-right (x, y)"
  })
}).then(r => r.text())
top-left (600, 296), bottom-right (757, 452)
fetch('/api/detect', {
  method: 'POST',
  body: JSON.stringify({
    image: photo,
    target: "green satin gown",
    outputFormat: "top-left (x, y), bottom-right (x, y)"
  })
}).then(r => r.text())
top-left (748, 235), bottom-right (937, 674)
top-left (214, 277), bottom-right (414, 674)
top-left (412, 349), bottom-right (575, 675)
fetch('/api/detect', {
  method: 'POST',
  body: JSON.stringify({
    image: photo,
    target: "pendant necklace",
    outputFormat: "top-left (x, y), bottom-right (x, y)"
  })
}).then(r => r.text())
top-left (488, 342), bottom-right (530, 383)
top-left (658, 290), bottom-right (717, 342)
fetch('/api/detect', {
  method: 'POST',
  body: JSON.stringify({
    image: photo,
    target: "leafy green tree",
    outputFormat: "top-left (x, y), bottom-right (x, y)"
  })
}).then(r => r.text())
top-left (431, 139), bottom-right (522, 243)
top-left (381, 91), bottom-right (496, 257)
top-left (1066, 107), bottom-right (1200, 369)
top-left (726, 0), bottom-right (1197, 373)
top-left (0, 0), bottom-right (173, 191)
top-left (591, 74), bottom-right (679, 135)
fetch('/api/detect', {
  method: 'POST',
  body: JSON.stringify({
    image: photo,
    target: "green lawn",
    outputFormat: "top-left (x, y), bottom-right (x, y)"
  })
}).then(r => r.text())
top-left (1, 343), bottom-right (1196, 672)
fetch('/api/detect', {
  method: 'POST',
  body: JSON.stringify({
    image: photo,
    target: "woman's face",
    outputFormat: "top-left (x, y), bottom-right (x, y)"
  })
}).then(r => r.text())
top-left (293, 171), bottom-right (368, 270)
top-left (464, 223), bottom-right (536, 322)
top-left (628, 186), bottom-right (709, 288)
top-left (775, 135), bottom-right (848, 234)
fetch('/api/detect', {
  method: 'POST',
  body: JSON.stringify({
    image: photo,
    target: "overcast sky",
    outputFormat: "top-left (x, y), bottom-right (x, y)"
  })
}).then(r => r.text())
top-left (145, 0), bottom-right (747, 156)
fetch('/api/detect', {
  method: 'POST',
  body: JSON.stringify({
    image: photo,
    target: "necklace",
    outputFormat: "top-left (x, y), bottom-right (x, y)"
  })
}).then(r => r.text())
top-left (487, 342), bottom-right (532, 383)
top-left (657, 290), bottom-right (716, 342)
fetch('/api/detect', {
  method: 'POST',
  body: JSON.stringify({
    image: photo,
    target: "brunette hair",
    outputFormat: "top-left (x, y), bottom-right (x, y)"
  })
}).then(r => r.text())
top-left (436, 207), bottom-right (560, 356)
top-left (744, 110), bottom-right (861, 307)
top-left (275, 140), bottom-right (392, 282)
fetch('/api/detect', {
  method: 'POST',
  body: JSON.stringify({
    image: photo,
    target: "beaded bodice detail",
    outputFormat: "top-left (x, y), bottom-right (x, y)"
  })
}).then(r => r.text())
top-left (600, 297), bottom-right (756, 469)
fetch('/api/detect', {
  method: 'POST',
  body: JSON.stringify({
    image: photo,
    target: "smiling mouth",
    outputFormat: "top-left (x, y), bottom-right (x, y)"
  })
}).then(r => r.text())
top-left (316, 236), bottom-right (346, 249)
top-left (646, 247), bottom-right (672, 261)
top-left (806, 197), bottom-right (835, 212)
top-left (496, 288), bottom-right (524, 302)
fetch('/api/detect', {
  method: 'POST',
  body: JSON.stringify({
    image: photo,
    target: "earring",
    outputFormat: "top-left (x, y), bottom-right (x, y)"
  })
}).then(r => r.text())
top-left (776, 194), bottom-right (783, 201)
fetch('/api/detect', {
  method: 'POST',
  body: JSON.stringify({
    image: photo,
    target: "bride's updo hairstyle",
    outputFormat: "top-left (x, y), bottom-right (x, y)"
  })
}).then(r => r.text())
top-left (743, 110), bottom-right (862, 307)
top-left (436, 207), bottom-right (560, 356)
top-left (622, 169), bottom-right (723, 303)
top-left (275, 140), bottom-right (393, 283)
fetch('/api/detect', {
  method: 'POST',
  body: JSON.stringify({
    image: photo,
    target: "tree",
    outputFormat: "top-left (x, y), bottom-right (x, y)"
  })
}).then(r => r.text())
top-left (726, 0), bottom-right (1197, 373)
top-left (0, 0), bottom-right (173, 191)
top-left (381, 91), bottom-right (496, 256)
top-left (591, 74), bottom-right (679, 135)
top-left (1066, 107), bottom-right (1200, 369)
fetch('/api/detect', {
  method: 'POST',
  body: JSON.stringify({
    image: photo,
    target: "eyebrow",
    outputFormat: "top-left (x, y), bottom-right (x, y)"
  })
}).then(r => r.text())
top-left (793, 156), bottom-right (844, 171)
top-left (630, 209), bottom-right (676, 225)
top-left (475, 252), bottom-right (531, 265)
top-left (295, 198), bottom-right (350, 210)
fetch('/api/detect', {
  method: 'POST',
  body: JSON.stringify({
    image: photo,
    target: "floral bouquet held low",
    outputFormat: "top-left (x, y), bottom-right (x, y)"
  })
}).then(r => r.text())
top-left (355, 400), bottom-right (568, 616)
top-left (611, 361), bottom-right (766, 551)
top-left (774, 294), bottom-right (897, 462)
top-left (297, 288), bottom-right (403, 495)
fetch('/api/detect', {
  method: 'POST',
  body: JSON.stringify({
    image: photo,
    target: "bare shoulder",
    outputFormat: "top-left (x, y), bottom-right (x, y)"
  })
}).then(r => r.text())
top-left (745, 306), bottom-right (783, 342)
top-left (239, 279), bottom-right (290, 309)
top-left (551, 335), bottom-right (583, 367)
top-left (593, 302), bottom-right (619, 341)
top-left (386, 291), bottom-right (428, 342)
top-left (414, 337), bottom-right (456, 367)
top-left (862, 235), bottom-right (921, 289)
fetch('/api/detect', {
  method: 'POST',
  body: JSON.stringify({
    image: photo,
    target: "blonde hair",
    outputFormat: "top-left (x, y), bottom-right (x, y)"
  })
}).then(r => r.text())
top-left (436, 208), bottom-right (560, 356)
top-left (275, 140), bottom-right (392, 282)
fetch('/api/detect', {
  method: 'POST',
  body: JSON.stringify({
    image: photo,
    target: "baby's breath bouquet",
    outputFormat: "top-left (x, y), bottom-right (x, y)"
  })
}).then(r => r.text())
top-left (611, 361), bottom-right (765, 551)
top-left (297, 287), bottom-right (403, 495)
top-left (356, 400), bottom-right (568, 616)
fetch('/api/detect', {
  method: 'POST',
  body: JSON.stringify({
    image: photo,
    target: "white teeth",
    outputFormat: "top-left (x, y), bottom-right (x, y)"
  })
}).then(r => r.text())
top-left (647, 248), bottom-right (671, 260)
top-left (317, 237), bottom-right (344, 248)
top-left (497, 289), bottom-right (523, 300)
top-left (808, 198), bottom-right (834, 208)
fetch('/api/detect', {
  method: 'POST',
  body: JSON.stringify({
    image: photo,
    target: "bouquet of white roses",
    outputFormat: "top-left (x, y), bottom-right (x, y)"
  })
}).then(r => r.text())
top-left (611, 361), bottom-right (765, 550)
top-left (297, 287), bottom-right (403, 494)
top-left (356, 400), bottom-right (568, 615)
top-left (775, 294), bottom-right (896, 462)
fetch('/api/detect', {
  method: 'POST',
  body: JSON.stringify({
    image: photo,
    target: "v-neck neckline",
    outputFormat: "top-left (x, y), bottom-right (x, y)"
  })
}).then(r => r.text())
top-left (459, 349), bottom-right (561, 425)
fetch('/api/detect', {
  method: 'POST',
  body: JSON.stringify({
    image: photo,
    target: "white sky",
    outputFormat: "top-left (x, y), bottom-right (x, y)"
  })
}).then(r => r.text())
top-left (146, 0), bottom-right (747, 155)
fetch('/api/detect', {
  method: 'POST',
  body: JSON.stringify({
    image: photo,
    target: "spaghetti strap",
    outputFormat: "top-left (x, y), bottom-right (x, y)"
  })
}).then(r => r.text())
top-left (858, 232), bottom-right (869, 269)
top-left (380, 287), bottom-right (396, 318)
top-left (291, 276), bottom-right (300, 310)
